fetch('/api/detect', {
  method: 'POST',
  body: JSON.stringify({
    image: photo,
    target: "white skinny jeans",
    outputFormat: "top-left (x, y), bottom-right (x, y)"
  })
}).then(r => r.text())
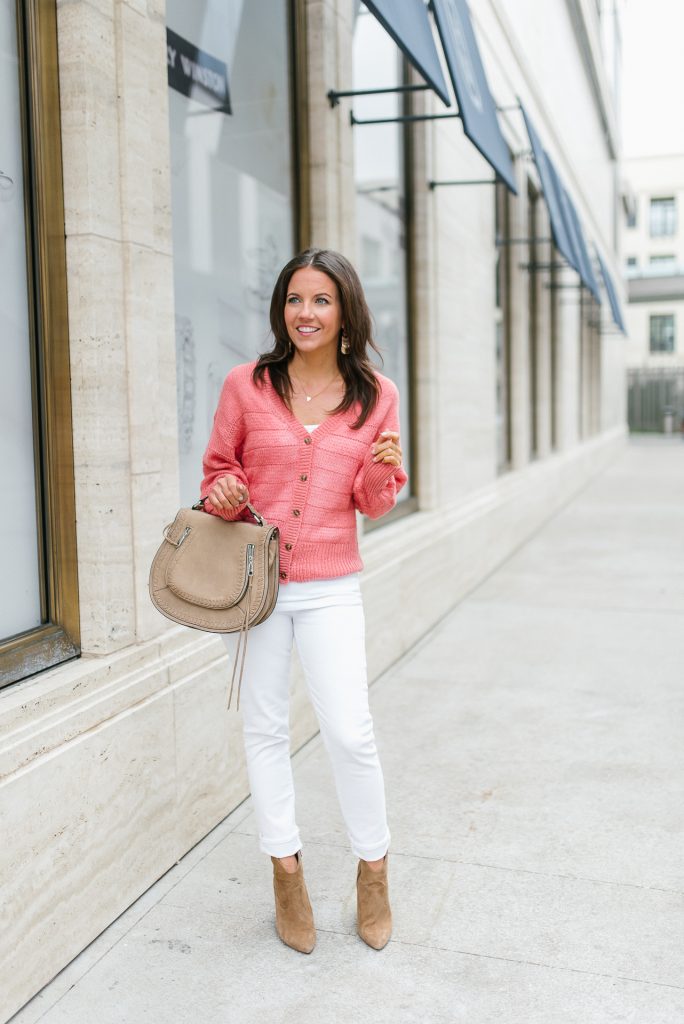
top-left (221, 573), bottom-right (391, 861)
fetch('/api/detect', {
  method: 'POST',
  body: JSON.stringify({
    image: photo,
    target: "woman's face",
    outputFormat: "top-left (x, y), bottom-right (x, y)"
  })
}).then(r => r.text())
top-left (284, 267), bottom-right (343, 358)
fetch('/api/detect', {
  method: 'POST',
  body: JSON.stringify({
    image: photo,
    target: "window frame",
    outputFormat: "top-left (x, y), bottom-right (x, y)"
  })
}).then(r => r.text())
top-left (393, 54), bottom-right (419, 525)
top-left (495, 180), bottom-right (513, 473)
top-left (649, 196), bottom-right (676, 238)
top-left (649, 313), bottom-right (676, 354)
top-left (527, 179), bottom-right (539, 460)
top-left (0, 0), bottom-right (79, 689)
top-left (290, 0), bottom-right (309, 250)
top-left (648, 254), bottom-right (676, 272)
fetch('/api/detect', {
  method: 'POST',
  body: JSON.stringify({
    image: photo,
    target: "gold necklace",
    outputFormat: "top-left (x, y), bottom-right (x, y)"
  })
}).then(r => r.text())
top-left (290, 370), bottom-right (340, 403)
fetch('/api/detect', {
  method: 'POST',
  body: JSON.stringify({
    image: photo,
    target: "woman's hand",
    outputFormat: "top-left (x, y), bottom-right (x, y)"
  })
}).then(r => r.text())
top-left (206, 474), bottom-right (249, 510)
top-left (371, 430), bottom-right (402, 468)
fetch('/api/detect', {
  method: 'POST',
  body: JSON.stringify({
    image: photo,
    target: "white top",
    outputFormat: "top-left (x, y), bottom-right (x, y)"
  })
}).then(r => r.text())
top-left (303, 424), bottom-right (319, 433)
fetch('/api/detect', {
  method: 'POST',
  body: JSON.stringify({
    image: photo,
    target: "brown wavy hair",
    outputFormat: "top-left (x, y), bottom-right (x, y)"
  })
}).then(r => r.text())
top-left (252, 248), bottom-right (382, 428)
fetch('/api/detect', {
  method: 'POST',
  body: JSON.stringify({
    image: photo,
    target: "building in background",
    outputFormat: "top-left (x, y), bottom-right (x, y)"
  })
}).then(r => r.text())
top-left (622, 153), bottom-right (684, 430)
top-left (623, 154), bottom-right (684, 366)
top-left (1, 1), bottom-right (627, 1015)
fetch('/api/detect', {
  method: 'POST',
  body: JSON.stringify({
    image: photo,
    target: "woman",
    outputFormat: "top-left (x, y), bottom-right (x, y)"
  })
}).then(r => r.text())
top-left (200, 248), bottom-right (407, 955)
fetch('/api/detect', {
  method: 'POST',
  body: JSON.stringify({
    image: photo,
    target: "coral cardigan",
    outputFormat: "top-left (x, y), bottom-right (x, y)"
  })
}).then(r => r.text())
top-left (200, 361), bottom-right (408, 583)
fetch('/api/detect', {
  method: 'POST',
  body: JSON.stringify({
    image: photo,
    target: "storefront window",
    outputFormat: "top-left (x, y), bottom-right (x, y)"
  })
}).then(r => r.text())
top-left (550, 260), bottom-right (560, 450)
top-left (0, 2), bottom-right (41, 640)
top-left (1, 0), bottom-right (78, 687)
top-left (167, 0), bottom-right (297, 503)
top-left (495, 183), bottom-right (512, 471)
top-left (527, 183), bottom-right (539, 459)
top-left (352, 6), bottom-right (412, 502)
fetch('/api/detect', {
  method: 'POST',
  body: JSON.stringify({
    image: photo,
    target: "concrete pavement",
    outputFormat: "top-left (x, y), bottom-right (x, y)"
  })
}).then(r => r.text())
top-left (9, 437), bottom-right (684, 1024)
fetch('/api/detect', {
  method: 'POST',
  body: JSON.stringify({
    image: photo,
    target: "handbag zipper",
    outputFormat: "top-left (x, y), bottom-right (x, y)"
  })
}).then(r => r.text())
top-left (227, 544), bottom-right (255, 607)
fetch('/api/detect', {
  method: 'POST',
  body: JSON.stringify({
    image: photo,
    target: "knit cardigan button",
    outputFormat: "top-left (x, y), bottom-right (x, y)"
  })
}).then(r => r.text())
top-left (285, 543), bottom-right (292, 551)
top-left (303, 436), bottom-right (312, 445)
top-left (280, 570), bottom-right (287, 579)
top-left (292, 509), bottom-right (301, 517)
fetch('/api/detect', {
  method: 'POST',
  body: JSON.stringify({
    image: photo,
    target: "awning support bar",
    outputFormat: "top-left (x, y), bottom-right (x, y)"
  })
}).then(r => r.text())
top-left (351, 111), bottom-right (461, 126)
top-left (429, 178), bottom-right (495, 189)
top-left (327, 84), bottom-right (430, 108)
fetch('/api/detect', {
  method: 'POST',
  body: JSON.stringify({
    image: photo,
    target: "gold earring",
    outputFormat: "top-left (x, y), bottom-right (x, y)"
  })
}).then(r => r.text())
top-left (340, 331), bottom-right (350, 355)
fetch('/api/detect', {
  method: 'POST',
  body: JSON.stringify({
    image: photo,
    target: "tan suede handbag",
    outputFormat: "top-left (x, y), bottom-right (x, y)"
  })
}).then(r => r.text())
top-left (149, 499), bottom-right (280, 709)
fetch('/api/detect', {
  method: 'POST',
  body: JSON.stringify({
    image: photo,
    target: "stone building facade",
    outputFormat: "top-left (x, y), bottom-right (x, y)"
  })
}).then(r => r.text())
top-left (1, 1), bottom-right (626, 1016)
top-left (623, 153), bottom-right (684, 368)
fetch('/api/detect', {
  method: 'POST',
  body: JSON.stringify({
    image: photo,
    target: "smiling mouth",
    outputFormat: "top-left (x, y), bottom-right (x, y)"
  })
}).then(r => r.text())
top-left (297, 326), bottom-right (319, 334)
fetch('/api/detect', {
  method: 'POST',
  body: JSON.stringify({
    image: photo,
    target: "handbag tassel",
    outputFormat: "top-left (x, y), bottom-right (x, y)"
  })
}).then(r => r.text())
top-left (227, 575), bottom-right (253, 711)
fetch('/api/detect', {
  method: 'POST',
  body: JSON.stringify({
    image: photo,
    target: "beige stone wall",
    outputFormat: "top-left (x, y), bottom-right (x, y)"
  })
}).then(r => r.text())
top-left (306, 0), bottom-right (356, 255)
top-left (58, 0), bottom-right (179, 654)
top-left (1, 3), bottom-right (217, 1018)
top-left (0, 1), bottom-right (627, 1018)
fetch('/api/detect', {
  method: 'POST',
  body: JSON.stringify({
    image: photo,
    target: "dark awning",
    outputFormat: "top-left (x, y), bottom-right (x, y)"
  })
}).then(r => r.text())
top-left (520, 105), bottom-right (576, 268)
top-left (431, 0), bottom-right (517, 194)
top-left (561, 189), bottom-right (601, 303)
top-left (362, 0), bottom-right (451, 107)
top-left (596, 252), bottom-right (627, 332)
top-left (544, 158), bottom-right (583, 278)
top-left (521, 102), bottom-right (602, 302)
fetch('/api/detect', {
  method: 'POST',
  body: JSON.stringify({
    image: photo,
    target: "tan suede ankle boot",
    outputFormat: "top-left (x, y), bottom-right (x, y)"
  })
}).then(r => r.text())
top-left (356, 853), bottom-right (392, 949)
top-left (271, 850), bottom-right (316, 954)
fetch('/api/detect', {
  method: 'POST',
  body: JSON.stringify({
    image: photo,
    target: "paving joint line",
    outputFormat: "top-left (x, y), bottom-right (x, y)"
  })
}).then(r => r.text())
top-left (467, 597), bottom-right (684, 618)
top-left (225, 834), bottom-right (684, 897)
top-left (311, 927), bottom-right (684, 990)
top-left (7, 807), bottom-right (262, 1024)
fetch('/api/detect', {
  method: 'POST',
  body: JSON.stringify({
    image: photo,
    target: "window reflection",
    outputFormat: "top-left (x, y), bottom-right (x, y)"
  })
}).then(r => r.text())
top-left (167, 0), bottom-right (295, 503)
top-left (0, 1), bottom-right (42, 640)
top-left (352, 6), bottom-right (411, 500)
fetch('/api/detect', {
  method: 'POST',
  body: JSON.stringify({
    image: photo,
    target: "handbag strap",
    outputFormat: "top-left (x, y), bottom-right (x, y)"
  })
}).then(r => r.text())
top-left (193, 496), bottom-right (265, 527)
top-left (189, 496), bottom-right (267, 710)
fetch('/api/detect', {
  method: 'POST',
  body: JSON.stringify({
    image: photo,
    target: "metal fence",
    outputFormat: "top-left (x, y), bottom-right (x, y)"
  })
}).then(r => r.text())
top-left (627, 367), bottom-right (684, 433)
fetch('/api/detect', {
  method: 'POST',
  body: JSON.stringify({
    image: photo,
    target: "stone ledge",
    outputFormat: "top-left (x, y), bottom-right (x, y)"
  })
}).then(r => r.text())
top-left (0, 427), bottom-right (625, 782)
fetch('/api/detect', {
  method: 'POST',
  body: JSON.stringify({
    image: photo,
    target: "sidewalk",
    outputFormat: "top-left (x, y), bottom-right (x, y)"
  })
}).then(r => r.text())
top-left (10, 437), bottom-right (684, 1024)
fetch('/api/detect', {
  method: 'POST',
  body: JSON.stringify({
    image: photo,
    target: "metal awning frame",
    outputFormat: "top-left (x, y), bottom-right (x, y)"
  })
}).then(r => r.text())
top-left (327, 83), bottom-right (429, 107)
